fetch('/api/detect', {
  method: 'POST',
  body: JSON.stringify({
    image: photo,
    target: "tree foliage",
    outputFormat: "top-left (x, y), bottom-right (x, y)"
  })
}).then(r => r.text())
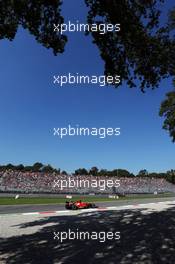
top-left (159, 85), bottom-right (175, 141)
top-left (32, 162), bottom-right (44, 171)
top-left (137, 169), bottom-right (148, 177)
top-left (75, 168), bottom-right (89, 175)
top-left (85, 0), bottom-right (175, 91)
top-left (159, 8), bottom-right (175, 141)
top-left (1, 0), bottom-right (174, 90)
top-left (0, 0), bottom-right (67, 54)
top-left (1, 163), bottom-right (175, 183)
top-left (166, 169), bottom-right (175, 184)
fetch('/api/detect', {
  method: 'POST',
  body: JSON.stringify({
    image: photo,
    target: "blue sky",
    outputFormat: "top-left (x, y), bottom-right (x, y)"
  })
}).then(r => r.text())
top-left (0, 0), bottom-right (174, 174)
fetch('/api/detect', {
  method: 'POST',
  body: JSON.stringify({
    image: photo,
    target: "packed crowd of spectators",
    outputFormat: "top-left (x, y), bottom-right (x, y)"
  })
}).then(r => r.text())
top-left (0, 170), bottom-right (175, 194)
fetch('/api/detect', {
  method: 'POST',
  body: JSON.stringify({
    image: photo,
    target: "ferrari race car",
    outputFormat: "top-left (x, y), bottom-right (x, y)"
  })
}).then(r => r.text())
top-left (65, 200), bottom-right (97, 210)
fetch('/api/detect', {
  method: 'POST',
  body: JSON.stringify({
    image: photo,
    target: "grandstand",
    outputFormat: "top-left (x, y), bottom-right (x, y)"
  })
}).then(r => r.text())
top-left (0, 170), bottom-right (175, 194)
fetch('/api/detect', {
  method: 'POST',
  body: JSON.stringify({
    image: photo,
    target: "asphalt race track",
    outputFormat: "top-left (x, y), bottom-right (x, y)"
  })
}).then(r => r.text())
top-left (0, 197), bottom-right (175, 214)
top-left (1, 198), bottom-right (175, 264)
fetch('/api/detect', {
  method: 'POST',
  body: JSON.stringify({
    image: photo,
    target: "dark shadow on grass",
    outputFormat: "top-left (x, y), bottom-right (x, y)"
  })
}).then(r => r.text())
top-left (1, 206), bottom-right (175, 264)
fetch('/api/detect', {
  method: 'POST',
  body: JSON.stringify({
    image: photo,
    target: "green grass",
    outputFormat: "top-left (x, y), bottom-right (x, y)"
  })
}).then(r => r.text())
top-left (0, 193), bottom-right (174, 205)
top-left (0, 196), bottom-right (116, 205)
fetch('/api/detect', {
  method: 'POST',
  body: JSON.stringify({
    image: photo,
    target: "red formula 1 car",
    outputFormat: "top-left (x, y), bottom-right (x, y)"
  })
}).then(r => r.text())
top-left (65, 200), bottom-right (97, 210)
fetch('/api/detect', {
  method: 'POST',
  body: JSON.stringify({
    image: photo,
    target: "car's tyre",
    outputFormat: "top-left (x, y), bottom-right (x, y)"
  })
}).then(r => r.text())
top-left (72, 204), bottom-right (78, 210)
top-left (91, 203), bottom-right (96, 208)
top-left (65, 202), bottom-right (70, 210)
